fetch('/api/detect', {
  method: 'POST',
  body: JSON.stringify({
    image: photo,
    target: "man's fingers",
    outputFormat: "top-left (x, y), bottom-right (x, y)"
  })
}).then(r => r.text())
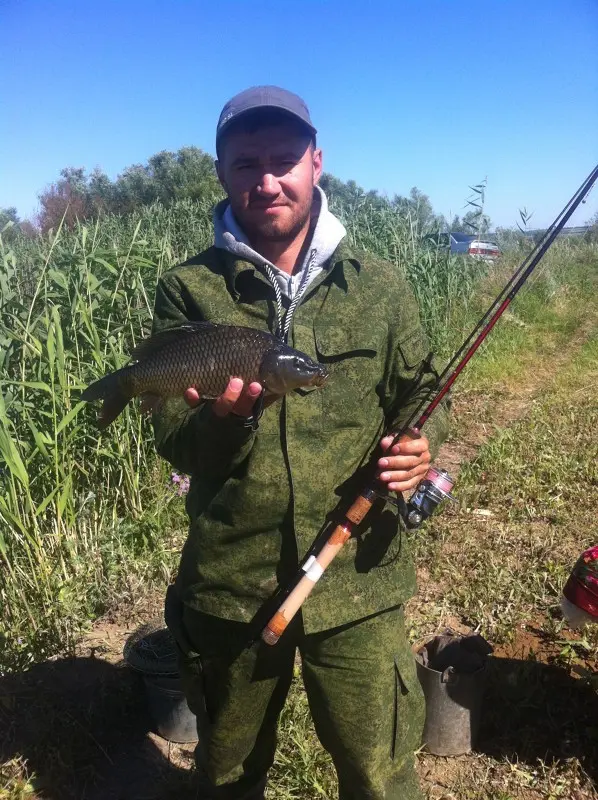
top-left (379, 462), bottom-right (430, 493)
top-left (184, 386), bottom-right (201, 408)
top-left (378, 432), bottom-right (431, 497)
top-left (378, 454), bottom-right (430, 471)
top-left (388, 475), bottom-right (426, 493)
top-left (212, 378), bottom-right (245, 417)
top-left (232, 382), bottom-right (263, 418)
top-left (380, 435), bottom-right (399, 454)
top-left (380, 434), bottom-right (429, 457)
top-left (379, 461), bottom-right (429, 483)
top-left (189, 379), bottom-right (268, 419)
top-left (398, 437), bottom-right (430, 455)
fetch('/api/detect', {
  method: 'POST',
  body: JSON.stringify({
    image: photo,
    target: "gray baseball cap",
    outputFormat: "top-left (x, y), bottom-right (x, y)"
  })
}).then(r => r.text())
top-left (216, 85), bottom-right (317, 145)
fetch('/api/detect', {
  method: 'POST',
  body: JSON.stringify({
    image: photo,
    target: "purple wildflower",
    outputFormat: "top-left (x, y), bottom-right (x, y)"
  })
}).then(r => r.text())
top-left (170, 471), bottom-right (190, 496)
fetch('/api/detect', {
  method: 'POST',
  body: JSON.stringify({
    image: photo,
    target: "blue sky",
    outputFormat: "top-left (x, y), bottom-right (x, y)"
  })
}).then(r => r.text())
top-left (1, 0), bottom-right (597, 229)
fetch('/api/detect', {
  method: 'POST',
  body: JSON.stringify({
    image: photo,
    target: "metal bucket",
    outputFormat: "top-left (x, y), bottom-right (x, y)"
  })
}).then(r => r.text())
top-left (414, 632), bottom-right (492, 756)
top-left (124, 619), bottom-right (198, 744)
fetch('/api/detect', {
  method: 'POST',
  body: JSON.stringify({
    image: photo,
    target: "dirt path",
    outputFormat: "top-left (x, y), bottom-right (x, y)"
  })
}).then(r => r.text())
top-left (436, 311), bottom-right (598, 479)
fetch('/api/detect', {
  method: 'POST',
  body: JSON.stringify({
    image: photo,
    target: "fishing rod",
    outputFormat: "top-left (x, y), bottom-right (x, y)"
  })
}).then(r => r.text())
top-left (261, 163), bottom-right (598, 646)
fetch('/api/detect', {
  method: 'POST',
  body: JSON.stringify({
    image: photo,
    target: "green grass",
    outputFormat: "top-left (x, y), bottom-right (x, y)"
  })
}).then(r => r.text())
top-left (412, 317), bottom-right (598, 644)
top-left (0, 218), bottom-right (192, 671)
top-left (267, 666), bottom-right (337, 799)
top-left (446, 243), bottom-right (596, 389)
top-left (450, 341), bottom-right (597, 641)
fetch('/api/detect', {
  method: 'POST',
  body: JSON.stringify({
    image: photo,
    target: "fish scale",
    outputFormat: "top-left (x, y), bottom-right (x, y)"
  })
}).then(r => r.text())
top-left (81, 322), bottom-right (328, 429)
top-left (129, 326), bottom-right (269, 398)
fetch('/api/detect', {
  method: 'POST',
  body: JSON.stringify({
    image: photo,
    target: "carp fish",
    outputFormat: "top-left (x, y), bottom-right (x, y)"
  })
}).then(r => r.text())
top-left (81, 322), bottom-right (329, 429)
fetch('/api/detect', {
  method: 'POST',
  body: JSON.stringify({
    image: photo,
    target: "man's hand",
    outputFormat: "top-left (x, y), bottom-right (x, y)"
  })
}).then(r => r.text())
top-left (184, 378), bottom-right (263, 418)
top-left (377, 434), bottom-right (431, 494)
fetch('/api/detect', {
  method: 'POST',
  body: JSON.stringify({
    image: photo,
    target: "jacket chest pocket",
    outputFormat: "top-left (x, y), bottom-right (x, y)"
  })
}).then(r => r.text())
top-left (315, 324), bottom-right (385, 431)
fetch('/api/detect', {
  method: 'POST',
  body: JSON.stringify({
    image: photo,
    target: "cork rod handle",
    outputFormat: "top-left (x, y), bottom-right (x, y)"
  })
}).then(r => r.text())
top-left (261, 492), bottom-right (374, 644)
top-left (260, 430), bottom-right (421, 645)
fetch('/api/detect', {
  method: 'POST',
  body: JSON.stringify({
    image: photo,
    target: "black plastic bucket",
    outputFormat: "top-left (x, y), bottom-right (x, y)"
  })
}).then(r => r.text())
top-left (124, 620), bottom-right (198, 744)
top-left (414, 632), bottom-right (492, 756)
top-left (142, 672), bottom-right (198, 743)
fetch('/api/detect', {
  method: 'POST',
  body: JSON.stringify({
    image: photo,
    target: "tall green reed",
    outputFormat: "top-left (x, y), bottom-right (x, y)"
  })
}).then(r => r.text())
top-left (0, 216), bottom-right (196, 670)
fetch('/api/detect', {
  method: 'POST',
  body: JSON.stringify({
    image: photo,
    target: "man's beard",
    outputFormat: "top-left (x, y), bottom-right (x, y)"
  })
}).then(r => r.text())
top-left (232, 193), bottom-right (314, 244)
top-left (245, 212), bottom-right (311, 243)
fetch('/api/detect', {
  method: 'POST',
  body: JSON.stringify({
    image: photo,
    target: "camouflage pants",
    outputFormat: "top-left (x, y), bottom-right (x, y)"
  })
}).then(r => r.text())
top-left (165, 588), bottom-right (424, 800)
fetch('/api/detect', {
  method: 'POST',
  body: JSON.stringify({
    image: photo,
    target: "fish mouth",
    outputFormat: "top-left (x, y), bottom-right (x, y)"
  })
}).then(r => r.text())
top-left (312, 368), bottom-right (329, 388)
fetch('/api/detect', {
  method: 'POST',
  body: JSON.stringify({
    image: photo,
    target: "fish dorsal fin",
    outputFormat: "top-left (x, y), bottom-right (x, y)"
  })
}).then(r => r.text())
top-left (130, 322), bottom-right (218, 361)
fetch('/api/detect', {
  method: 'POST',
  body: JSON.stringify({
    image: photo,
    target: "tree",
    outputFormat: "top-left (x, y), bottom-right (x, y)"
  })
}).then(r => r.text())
top-left (450, 211), bottom-right (492, 235)
top-left (88, 168), bottom-right (116, 214)
top-left (461, 209), bottom-right (491, 235)
top-left (37, 167), bottom-right (93, 232)
top-left (0, 207), bottom-right (20, 242)
top-left (111, 147), bottom-right (222, 214)
top-left (149, 147), bottom-right (221, 203)
top-left (320, 173), bottom-right (391, 219)
top-left (0, 207), bottom-right (37, 240)
top-left (584, 211), bottom-right (598, 243)
top-left (36, 146), bottom-right (223, 227)
top-left (112, 163), bottom-right (160, 214)
top-left (0, 207), bottom-right (19, 228)
top-left (450, 214), bottom-right (463, 232)
top-left (390, 187), bottom-right (445, 233)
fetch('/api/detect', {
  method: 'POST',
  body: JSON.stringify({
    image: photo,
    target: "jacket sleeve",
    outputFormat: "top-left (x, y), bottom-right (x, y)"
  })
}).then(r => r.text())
top-left (150, 272), bottom-right (256, 477)
top-left (382, 273), bottom-right (451, 461)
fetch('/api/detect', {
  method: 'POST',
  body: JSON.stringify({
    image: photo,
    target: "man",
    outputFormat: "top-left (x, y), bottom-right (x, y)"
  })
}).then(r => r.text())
top-left (153, 86), bottom-right (450, 800)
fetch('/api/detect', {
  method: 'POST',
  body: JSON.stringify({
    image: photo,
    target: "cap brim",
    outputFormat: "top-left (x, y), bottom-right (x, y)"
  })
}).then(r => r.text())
top-left (216, 105), bottom-right (317, 142)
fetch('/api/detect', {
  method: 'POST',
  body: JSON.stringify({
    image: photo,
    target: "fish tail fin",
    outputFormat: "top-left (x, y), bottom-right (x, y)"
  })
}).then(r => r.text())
top-left (81, 368), bottom-right (133, 429)
top-left (97, 388), bottom-right (131, 429)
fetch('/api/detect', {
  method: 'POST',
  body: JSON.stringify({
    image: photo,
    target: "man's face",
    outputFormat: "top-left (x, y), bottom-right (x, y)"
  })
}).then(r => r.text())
top-left (216, 120), bottom-right (323, 243)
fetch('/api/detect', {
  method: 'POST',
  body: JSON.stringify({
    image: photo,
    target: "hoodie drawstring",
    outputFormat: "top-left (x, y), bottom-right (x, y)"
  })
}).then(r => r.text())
top-left (261, 262), bottom-right (284, 339)
top-left (262, 249), bottom-right (318, 342)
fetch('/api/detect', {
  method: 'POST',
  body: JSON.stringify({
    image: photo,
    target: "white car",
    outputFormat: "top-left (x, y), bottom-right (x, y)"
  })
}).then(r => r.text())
top-left (468, 239), bottom-right (501, 262)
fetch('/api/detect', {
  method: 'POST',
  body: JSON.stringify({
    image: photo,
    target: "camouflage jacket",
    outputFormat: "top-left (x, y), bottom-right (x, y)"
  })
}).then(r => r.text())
top-left (152, 240), bottom-right (450, 633)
